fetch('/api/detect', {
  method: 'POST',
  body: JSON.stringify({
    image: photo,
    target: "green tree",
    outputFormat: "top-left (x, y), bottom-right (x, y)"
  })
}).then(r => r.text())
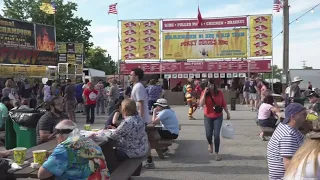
top-left (3, 0), bottom-right (93, 54)
top-left (262, 65), bottom-right (282, 80)
top-left (85, 47), bottom-right (117, 75)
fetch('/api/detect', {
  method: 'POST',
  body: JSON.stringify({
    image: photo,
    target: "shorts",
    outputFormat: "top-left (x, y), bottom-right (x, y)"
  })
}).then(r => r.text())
top-left (243, 92), bottom-right (249, 99)
top-left (76, 97), bottom-right (83, 104)
top-left (249, 93), bottom-right (258, 100)
top-left (66, 100), bottom-right (76, 112)
top-left (258, 118), bottom-right (277, 128)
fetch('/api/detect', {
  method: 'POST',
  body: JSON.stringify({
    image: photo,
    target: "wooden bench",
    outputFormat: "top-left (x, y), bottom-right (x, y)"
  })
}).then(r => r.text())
top-left (110, 156), bottom-right (145, 180)
top-left (100, 140), bottom-right (144, 180)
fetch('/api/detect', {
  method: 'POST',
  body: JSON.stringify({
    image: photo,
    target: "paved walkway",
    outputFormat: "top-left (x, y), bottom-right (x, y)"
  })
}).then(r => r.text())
top-left (7, 104), bottom-right (270, 180)
top-left (75, 105), bottom-right (269, 180)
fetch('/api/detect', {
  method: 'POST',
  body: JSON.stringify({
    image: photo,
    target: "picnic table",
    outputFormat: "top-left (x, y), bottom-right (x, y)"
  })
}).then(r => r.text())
top-left (7, 134), bottom-right (144, 180)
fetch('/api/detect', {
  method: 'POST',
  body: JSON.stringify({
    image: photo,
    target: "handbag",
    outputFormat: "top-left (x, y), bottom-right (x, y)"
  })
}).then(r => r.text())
top-left (207, 92), bottom-right (223, 113)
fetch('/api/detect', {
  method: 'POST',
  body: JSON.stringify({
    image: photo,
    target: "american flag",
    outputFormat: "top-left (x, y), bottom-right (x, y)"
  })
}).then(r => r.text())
top-left (273, 0), bottom-right (283, 12)
top-left (51, 2), bottom-right (56, 13)
top-left (108, 3), bottom-right (118, 14)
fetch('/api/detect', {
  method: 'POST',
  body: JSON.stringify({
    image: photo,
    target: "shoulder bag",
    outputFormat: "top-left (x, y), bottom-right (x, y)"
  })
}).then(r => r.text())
top-left (207, 91), bottom-right (223, 113)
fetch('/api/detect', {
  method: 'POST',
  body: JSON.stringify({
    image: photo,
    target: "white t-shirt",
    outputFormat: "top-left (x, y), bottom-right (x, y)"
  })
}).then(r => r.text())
top-left (131, 82), bottom-right (150, 123)
top-left (284, 153), bottom-right (320, 180)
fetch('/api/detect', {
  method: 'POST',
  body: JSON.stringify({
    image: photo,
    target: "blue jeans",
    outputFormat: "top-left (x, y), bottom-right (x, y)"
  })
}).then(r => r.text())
top-left (204, 115), bottom-right (223, 153)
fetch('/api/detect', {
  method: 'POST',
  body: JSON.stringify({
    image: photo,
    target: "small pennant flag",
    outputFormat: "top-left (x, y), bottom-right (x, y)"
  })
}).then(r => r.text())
top-left (197, 6), bottom-right (203, 27)
top-left (108, 3), bottom-right (118, 14)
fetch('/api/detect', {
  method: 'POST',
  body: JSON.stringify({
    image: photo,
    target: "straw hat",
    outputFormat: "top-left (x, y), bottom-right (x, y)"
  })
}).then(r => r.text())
top-left (292, 76), bottom-right (303, 83)
top-left (154, 98), bottom-right (169, 107)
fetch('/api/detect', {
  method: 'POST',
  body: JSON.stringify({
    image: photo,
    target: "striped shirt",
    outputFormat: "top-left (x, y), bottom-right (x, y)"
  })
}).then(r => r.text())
top-left (267, 123), bottom-right (305, 180)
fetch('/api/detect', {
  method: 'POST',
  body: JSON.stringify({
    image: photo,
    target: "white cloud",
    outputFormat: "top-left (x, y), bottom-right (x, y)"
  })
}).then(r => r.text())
top-left (295, 20), bottom-right (320, 31)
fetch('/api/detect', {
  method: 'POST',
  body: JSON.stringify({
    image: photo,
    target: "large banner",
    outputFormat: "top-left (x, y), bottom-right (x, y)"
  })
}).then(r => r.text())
top-left (121, 20), bottom-right (160, 60)
top-left (0, 18), bottom-right (35, 49)
top-left (0, 47), bottom-right (57, 66)
top-left (249, 15), bottom-right (272, 57)
top-left (162, 17), bottom-right (247, 30)
top-left (162, 29), bottom-right (247, 59)
top-left (35, 24), bottom-right (56, 52)
top-left (120, 60), bottom-right (271, 74)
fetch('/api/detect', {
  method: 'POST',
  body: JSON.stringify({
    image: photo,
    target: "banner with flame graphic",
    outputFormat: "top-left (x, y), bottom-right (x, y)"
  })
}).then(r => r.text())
top-left (35, 24), bottom-right (56, 52)
top-left (249, 15), bottom-right (272, 57)
top-left (121, 20), bottom-right (160, 60)
top-left (162, 29), bottom-right (247, 60)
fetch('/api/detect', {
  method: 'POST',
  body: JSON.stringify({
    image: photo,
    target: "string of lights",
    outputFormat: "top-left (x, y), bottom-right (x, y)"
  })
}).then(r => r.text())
top-left (273, 2), bottom-right (320, 40)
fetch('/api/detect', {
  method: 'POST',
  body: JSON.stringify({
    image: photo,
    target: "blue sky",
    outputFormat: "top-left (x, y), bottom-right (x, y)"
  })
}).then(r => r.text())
top-left (1, 0), bottom-right (320, 69)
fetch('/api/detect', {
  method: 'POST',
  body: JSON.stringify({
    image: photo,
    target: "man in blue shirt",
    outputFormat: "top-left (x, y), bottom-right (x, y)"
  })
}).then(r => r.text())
top-left (144, 98), bottom-right (179, 169)
top-left (0, 96), bottom-right (12, 130)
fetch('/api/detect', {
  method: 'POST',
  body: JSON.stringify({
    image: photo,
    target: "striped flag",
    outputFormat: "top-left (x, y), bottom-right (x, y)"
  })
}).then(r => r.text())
top-left (273, 0), bottom-right (283, 12)
top-left (108, 3), bottom-right (118, 14)
top-left (51, 2), bottom-right (56, 13)
top-left (197, 6), bottom-right (203, 27)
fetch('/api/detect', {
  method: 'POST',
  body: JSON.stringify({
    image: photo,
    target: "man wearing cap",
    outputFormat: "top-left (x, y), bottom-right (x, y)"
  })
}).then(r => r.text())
top-left (38, 120), bottom-right (110, 179)
top-left (267, 103), bottom-right (307, 180)
top-left (144, 98), bottom-right (179, 169)
top-left (307, 92), bottom-right (320, 114)
top-left (285, 76), bottom-right (304, 106)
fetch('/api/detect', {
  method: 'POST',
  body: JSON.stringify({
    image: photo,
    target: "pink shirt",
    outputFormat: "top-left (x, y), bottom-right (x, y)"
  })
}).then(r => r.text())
top-left (258, 103), bottom-right (273, 120)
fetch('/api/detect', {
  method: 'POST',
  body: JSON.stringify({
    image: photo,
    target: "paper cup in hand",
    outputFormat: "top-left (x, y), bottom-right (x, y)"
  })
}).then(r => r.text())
top-left (13, 147), bottom-right (27, 165)
top-left (33, 150), bottom-right (47, 165)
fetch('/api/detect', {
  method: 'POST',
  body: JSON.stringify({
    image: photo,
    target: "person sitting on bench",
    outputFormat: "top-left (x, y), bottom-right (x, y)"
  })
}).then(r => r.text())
top-left (105, 99), bottom-right (124, 128)
top-left (258, 95), bottom-right (280, 140)
top-left (106, 99), bottom-right (149, 162)
top-left (144, 98), bottom-right (179, 169)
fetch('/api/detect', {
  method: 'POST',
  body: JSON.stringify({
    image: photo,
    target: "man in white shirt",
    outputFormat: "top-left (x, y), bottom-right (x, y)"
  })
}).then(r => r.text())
top-left (130, 68), bottom-right (150, 124)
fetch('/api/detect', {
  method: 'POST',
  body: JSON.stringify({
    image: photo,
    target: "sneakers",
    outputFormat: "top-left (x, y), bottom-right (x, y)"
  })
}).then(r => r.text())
top-left (143, 161), bottom-right (155, 169)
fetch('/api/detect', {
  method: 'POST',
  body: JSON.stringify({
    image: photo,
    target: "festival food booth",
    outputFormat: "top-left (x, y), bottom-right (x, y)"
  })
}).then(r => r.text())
top-left (115, 13), bottom-right (273, 105)
top-left (120, 60), bottom-right (271, 105)
top-left (0, 17), bottom-right (58, 87)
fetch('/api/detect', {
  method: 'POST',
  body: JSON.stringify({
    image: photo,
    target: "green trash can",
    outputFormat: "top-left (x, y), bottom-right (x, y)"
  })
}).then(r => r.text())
top-left (13, 122), bottom-right (37, 148)
top-left (5, 116), bottom-right (17, 149)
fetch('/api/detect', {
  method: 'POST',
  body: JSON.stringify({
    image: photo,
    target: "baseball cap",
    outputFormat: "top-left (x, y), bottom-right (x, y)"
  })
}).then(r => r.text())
top-left (307, 92), bottom-right (319, 98)
top-left (282, 103), bottom-right (306, 124)
top-left (154, 98), bottom-right (168, 107)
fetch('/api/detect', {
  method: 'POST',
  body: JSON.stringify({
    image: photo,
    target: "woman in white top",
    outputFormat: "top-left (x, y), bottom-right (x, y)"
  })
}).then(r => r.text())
top-left (284, 120), bottom-right (320, 180)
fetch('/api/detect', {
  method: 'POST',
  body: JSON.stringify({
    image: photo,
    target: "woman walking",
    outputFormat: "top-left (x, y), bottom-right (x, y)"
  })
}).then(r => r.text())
top-left (199, 79), bottom-right (230, 161)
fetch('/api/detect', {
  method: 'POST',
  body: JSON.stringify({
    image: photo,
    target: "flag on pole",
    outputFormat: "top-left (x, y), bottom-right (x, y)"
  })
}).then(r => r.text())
top-left (197, 6), bottom-right (203, 27)
top-left (273, 0), bottom-right (283, 12)
top-left (40, 2), bottom-right (56, 14)
top-left (108, 3), bottom-right (118, 14)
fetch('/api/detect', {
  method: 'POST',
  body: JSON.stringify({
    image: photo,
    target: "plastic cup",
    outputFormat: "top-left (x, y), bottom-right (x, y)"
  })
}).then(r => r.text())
top-left (13, 147), bottom-right (27, 165)
top-left (33, 150), bottom-right (47, 165)
top-left (306, 113), bottom-right (318, 121)
top-left (84, 124), bottom-right (91, 131)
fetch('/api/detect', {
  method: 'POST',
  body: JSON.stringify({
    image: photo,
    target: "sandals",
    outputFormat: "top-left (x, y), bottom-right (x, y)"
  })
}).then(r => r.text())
top-left (214, 154), bottom-right (222, 161)
top-left (208, 145), bottom-right (213, 154)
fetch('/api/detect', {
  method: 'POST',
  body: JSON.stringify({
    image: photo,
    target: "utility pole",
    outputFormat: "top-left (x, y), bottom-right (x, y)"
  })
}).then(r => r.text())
top-left (301, 60), bottom-right (306, 68)
top-left (283, 0), bottom-right (290, 86)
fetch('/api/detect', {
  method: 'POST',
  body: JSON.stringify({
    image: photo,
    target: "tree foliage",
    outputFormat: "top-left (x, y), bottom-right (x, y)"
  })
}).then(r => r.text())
top-left (85, 47), bottom-right (117, 75)
top-left (3, 0), bottom-right (93, 55)
top-left (262, 65), bottom-right (282, 80)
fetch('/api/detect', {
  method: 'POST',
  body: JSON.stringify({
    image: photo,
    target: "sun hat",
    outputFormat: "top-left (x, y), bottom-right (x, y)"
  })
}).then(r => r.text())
top-left (154, 98), bottom-right (168, 107)
top-left (307, 92), bottom-right (320, 98)
top-left (291, 76), bottom-right (303, 83)
top-left (282, 103), bottom-right (306, 124)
